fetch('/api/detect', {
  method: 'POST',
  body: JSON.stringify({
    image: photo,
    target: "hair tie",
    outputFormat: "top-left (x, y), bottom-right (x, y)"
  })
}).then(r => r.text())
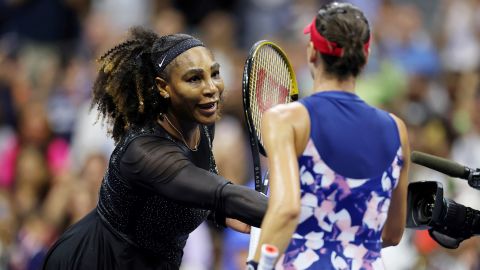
top-left (303, 18), bottom-right (371, 57)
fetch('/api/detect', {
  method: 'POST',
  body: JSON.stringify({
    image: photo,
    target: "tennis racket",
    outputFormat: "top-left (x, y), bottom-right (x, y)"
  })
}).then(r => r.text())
top-left (242, 40), bottom-right (299, 194)
top-left (243, 40), bottom-right (298, 263)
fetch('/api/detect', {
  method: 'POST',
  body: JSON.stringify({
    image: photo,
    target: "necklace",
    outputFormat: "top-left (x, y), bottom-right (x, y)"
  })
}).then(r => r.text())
top-left (162, 115), bottom-right (200, 151)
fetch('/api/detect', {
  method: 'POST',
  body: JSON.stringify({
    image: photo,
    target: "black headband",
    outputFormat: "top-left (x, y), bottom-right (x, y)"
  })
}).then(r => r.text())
top-left (152, 38), bottom-right (205, 75)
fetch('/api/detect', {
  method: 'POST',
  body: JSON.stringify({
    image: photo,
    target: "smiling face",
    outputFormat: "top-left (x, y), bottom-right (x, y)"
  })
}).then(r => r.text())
top-left (157, 46), bottom-right (224, 126)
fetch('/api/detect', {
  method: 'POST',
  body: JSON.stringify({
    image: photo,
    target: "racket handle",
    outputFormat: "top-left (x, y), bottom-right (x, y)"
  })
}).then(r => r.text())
top-left (247, 226), bottom-right (261, 261)
top-left (258, 244), bottom-right (279, 270)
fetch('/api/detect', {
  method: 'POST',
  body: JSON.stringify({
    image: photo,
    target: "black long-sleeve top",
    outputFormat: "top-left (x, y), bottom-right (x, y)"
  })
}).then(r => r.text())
top-left (96, 122), bottom-right (267, 267)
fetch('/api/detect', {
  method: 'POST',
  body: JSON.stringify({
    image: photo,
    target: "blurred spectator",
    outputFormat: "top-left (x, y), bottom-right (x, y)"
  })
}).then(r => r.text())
top-left (437, 0), bottom-right (480, 73)
top-left (1, 0), bottom-right (84, 44)
top-left (378, 4), bottom-right (440, 77)
top-left (347, 0), bottom-right (382, 25)
top-left (78, 152), bottom-right (107, 201)
top-left (78, 10), bottom-right (118, 59)
top-left (12, 147), bottom-right (50, 221)
top-left (0, 0), bottom-right (479, 269)
top-left (90, 0), bottom-right (153, 36)
top-left (236, 0), bottom-right (294, 48)
top-left (0, 190), bottom-right (16, 269)
top-left (451, 84), bottom-right (480, 207)
top-left (42, 149), bottom-right (106, 232)
top-left (180, 222), bottom-right (214, 270)
top-left (212, 116), bottom-right (249, 186)
top-left (68, 103), bottom-right (114, 174)
top-left (67, 179), bottom-right (95, 224)
top-left (9, 214), bottom-right (52, 270)
top-left (172, 0), bottom-right (237, 26)
top-left (0, 102), bottom-right (69, 189)
top-left (152, 8), bottom-right (187, 36)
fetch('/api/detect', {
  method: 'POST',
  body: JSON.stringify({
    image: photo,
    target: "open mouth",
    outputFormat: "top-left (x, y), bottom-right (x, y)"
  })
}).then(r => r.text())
top-left (197, 101), bottom-right (218, 115)
top-left (198, 102), bottom-right (217, 110)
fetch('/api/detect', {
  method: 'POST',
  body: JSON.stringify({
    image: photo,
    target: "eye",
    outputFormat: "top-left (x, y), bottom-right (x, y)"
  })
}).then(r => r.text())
top-left (212, 70), bottom-right (220, 79)
top-left (187, 75), bottom-right (201, 83)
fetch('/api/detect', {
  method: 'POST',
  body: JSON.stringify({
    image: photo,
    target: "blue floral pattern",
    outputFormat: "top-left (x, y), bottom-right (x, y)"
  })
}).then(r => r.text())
top-left (279, 139), bottom-right (403, 270)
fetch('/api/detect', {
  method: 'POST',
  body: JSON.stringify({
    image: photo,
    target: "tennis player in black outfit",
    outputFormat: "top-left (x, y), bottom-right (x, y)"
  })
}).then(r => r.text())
top-left (42, 27), bottom-right (267, 270)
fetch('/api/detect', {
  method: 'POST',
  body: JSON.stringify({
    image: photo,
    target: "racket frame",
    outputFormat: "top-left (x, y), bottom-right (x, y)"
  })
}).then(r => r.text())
top-left (242, 40), bottom-right (299, 192)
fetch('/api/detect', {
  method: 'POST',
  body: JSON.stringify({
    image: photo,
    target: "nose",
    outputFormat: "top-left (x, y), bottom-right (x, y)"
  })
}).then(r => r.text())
top-left (203, 78), bottom-right (218, 97)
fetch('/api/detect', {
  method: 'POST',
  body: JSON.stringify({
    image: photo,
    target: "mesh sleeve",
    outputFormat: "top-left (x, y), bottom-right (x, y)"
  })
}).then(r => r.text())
top-left (119, 136), bottom-right (266, 226)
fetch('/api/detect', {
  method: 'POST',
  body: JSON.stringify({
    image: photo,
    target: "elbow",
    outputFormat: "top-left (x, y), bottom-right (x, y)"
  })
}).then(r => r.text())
top-left (280, 207), bottom-right (301, 221)
top-left (382, 232), bottom-right (403, 247)
top-left (382, 237), bottom-right (401, 248)
top-left (382, 218), bottom-right (405, 248)
top-left (271, 201), bottom-right (301, 222)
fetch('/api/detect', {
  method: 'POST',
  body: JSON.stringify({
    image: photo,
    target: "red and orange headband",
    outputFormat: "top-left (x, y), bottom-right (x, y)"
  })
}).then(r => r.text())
top-left (303, 18), bottom-right (371, 57)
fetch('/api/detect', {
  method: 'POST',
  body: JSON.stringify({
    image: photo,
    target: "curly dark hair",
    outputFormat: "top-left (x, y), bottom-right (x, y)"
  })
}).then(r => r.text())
top-left (91, 27), bottom-right (196, 143)
top-left (315, 2), bottom-right (370, 80)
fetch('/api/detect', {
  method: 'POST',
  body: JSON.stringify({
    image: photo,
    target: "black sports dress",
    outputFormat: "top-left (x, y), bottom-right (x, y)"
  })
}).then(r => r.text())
top-left (42, 123), bottom-right (266, 270)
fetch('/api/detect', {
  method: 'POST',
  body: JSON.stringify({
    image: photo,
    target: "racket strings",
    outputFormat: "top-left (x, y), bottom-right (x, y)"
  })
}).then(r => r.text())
top-left (249, 45), bottom-right (292, 146)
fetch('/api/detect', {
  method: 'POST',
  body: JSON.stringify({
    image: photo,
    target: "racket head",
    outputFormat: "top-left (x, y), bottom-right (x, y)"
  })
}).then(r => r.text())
top-left (242, 40), bottom-right (299, 157)
top-left (242, 40), bottom-right (298, 192)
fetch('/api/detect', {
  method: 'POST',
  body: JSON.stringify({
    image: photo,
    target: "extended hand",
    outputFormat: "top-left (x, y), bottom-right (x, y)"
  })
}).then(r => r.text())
top-left (226, 218), bottom-right (251, 233)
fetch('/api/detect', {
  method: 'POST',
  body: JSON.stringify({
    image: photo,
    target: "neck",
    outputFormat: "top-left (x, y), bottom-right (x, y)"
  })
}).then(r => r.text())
top-left (310, 65), bottom-right (356, 94)
top-left (311, 75), bottom-right (356, 94)
top-left (160, 111), bottom-right (199, 145)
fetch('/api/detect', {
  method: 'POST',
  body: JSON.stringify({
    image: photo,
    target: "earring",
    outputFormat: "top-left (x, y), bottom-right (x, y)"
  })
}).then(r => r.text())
top-left (165, 94), bottom-right (170, 98)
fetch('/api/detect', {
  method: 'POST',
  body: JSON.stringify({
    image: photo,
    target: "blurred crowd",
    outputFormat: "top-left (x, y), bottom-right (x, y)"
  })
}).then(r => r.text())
top-left (0, 0), bottom-right (479, 269)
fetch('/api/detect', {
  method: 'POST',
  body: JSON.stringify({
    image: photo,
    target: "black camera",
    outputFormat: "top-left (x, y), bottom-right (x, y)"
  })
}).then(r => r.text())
top-left (406, 181), bottom-right (480, 248)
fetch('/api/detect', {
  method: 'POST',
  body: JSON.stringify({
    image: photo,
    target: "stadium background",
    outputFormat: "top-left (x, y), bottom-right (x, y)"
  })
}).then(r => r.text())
top-left (0, 0), bottom-right (479, 269)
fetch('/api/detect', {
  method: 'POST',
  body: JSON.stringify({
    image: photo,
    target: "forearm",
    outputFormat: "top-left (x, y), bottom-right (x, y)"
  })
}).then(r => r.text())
top-left (253, 107), bottom-right (303, 262)
top-left (253, 205), bottom-right (299, 262)
top-left (222, 184), bottom-right (267, 227)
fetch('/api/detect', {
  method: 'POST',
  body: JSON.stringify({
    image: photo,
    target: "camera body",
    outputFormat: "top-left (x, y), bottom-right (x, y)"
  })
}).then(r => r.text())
top-left (408, 151), bottom-right (480, 249)
top-left (406, 181), bottom-right (444, 229)
top-left (406, 181), bottom-right (480, 248)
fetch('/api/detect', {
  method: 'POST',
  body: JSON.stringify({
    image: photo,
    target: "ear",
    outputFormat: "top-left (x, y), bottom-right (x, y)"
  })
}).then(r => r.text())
top-left (307, 42), bottom-right (317, 64)
top-left (155, 77), bottom-right (170, 98)
top-left (364, 48), bottom-right (371, 66)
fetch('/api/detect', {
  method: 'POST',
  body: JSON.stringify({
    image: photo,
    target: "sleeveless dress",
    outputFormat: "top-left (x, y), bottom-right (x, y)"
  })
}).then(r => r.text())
top-left (280, 91), bottom-right (403, 270)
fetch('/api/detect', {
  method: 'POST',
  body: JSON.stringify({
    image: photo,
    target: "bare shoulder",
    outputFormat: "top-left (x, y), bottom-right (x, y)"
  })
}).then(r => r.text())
top-left (263, 102), bottom-right (310, 154)
top-left (264, 102), bottom-right (308, 123)
top-left (389, 113), bottom-right (408, 142)
top-left (389, 113), bottom-right (410, 164)
top-left (389, 113), bottom-right (406, 130)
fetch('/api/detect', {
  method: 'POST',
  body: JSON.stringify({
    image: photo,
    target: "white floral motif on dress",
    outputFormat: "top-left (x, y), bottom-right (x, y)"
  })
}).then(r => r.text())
top-left (282, 142), bottom-right (402, 270)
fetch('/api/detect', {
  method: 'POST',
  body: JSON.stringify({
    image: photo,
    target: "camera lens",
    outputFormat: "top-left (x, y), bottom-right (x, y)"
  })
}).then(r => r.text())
top-left (414, 195), bottom-right (435, 225)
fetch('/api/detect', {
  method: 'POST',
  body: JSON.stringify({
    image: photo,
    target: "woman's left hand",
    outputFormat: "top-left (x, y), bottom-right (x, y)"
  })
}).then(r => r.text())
top-left (226, 218), bottom-right (251, 233)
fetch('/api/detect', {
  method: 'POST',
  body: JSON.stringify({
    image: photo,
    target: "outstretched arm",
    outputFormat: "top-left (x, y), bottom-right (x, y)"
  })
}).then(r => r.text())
top-left (120, 136), bottom-right (267, 227)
